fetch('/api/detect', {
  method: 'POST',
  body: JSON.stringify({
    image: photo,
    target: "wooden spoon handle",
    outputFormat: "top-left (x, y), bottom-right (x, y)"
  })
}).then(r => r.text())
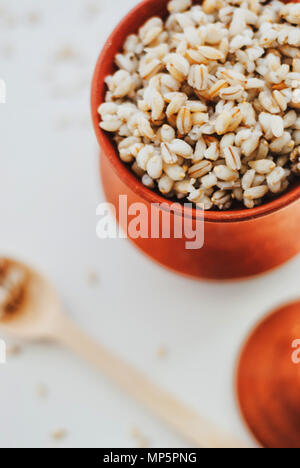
top-left (53, 315), bottom-right (246, 448)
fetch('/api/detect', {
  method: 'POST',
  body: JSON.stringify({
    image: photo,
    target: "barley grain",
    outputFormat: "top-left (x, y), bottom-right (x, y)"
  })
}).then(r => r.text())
top-left (168, 0), bottom-right (192, 13)
top-left (136, 145), bottom-right (155, 170)
top-left (158, 175), bottom-right (174, 194)
top-left (188, 64), bottom-right (208, 91)
top-left (161, 142), bottom-right (178, 164)
top-left (147, 155), bottom-right (163, 179)
top-left (189, 160), bottom-right (213, 178)
top-left (177, 107), bottom-right (192, 134)
top-left (249, 159), bottom-right (276, 174)
top-left (214, 165), bottom-right (238, 181)
top-left (169, 139), bottom-right (193, 158)
top-left (197, 46), bottom-right (224, 61)
top-left (224, 146), bottom-right (241, 170)
top-left (164, 163), bottom-right (186, 181)
top-left (219, 85), bottom-right (244, 100)
top-left (242, 169), bottom-right (256, 190)
top-left (244, 185), bottom-right (268, 199)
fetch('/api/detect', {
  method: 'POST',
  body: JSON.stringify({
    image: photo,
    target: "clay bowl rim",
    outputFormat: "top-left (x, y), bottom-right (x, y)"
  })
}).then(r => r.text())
top-left (91, 0), bottom-right (300, 223)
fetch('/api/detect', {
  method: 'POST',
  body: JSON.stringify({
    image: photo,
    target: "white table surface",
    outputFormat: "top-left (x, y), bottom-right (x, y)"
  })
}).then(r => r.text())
top-left (0, 0), bottom-right (299, 448)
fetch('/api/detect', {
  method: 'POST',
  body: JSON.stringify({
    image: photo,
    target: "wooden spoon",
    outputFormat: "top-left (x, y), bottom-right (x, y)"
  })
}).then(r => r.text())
top-left (0, 258), bottom-right (246, 448)
top-left (236, 300), bottom-right (300, 448)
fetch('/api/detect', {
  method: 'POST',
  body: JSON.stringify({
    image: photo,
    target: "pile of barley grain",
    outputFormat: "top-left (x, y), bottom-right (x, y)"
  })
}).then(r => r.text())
top-left (98, 0), bottom-right (300, 210)
top-left (0, 259), bottom-right (27, 318)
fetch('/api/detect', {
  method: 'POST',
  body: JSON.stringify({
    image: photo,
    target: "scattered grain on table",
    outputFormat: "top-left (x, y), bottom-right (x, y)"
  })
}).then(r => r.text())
top-left (156, 346), bottom-right (168, 359)
top-left (50, 429), bottom-right (68, 441)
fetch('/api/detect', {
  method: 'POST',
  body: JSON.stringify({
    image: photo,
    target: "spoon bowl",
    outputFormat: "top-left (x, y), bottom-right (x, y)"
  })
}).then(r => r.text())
top-left (236, 300), bottom-right (300, 448)
top-left (0, 260), bottom-right (63, 341)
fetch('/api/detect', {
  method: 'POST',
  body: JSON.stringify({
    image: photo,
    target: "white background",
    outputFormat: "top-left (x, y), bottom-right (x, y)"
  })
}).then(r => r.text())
top-left (0, 0), bottom-right (299, 448)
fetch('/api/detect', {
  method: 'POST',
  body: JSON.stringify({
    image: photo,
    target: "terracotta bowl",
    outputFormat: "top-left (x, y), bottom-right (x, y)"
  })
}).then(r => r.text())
top-left (91, 0), bottom-right (300, 281)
